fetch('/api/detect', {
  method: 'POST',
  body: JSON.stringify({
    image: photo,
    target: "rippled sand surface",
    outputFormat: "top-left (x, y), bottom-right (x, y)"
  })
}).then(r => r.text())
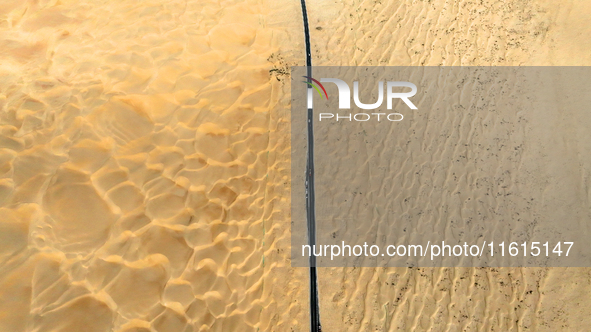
top-left (0, 0), bottom-right (307, 331)
top-left (305, 0), bottom-right (591, 331)
top-left (1, 0), bottom-right (591, 331)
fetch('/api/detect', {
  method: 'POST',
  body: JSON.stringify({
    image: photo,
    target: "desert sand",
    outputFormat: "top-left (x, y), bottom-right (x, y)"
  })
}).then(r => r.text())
top-left (0, 0), bottom-right (590, 331)
top-left (305, 0), bottom-right (591, 331)
top-left (0, 0), bottom-right (305, 331)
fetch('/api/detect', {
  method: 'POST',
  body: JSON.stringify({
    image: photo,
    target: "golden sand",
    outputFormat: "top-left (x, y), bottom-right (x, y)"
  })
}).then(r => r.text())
top-left (0, 0), bottom-right (305, 331)
top-left (0, 0), bottom-right (590, 331)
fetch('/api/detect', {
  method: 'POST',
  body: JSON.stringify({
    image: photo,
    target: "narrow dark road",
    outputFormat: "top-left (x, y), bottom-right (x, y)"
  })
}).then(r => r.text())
top-left (299, 0), bottom-right (322, 331)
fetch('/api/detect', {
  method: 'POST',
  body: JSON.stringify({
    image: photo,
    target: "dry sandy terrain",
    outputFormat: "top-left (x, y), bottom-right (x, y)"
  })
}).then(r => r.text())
top-left (0, 0), bottom-right (590, 331)
top-left (0, 0), bottom-right (305, 331)
top-left (305, 0), bottom-right (591, 331)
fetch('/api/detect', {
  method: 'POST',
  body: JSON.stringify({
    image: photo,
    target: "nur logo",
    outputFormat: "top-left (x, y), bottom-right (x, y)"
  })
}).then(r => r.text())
top-left (303, 76), bottom-right (418, 122)
top-left (303, 77), bottom-right (417, 110)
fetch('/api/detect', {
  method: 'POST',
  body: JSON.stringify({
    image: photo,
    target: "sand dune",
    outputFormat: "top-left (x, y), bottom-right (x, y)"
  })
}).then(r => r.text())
top-left (0, 0), bottom-right (305, 331)
top-left (304, 0), bottom-right (591, 331)
top-left (1, 0), bottom-right (590, 331)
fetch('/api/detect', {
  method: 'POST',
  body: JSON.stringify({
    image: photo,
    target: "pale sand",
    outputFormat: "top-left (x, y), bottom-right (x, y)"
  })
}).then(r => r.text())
top-left (305, 0), bottom-right (591, 331)
top-left (0, 0), bottom-right (590, 331)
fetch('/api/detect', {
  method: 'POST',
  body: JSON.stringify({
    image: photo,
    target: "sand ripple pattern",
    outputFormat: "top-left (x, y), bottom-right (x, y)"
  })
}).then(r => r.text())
top-left (305, 0), bottom-right (591, 331)
top-left (0, 0), bottom-right (306, 331)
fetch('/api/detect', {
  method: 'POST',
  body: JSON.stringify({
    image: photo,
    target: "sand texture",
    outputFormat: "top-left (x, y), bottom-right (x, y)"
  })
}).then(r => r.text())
top-left (0, 0), bottom-right (307, 331)
top-left (304, 0), bottom-right (591, 331)
top-left (1, 0), bottom-right (590, 331)
top-left (291, 66), bottom-right (591, 269)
